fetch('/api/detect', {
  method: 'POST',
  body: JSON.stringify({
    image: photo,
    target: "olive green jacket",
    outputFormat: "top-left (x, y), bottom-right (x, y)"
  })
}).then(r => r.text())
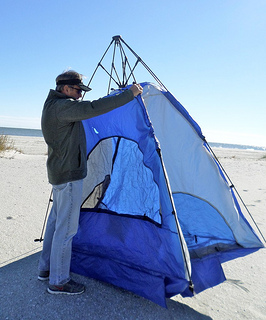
top-left (41, 89), bottom-right (134, 185)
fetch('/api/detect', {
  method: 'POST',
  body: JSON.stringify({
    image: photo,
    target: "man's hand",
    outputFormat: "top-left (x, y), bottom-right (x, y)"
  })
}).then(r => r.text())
top-left (129, 83), bottom-right (143, 97)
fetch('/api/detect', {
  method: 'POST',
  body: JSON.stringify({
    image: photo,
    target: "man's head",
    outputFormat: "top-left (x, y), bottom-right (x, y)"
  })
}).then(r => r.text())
top-left (56, 70), bottom-right (91, 99)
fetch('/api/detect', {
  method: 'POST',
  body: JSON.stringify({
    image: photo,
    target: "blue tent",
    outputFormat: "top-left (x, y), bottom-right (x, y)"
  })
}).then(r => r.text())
top-left (71, 82), bottom-right (264, 307)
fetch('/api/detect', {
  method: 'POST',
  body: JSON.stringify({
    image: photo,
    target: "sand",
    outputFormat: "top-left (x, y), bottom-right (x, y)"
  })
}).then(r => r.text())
top-left (0, 136), bottom-right (265, 320)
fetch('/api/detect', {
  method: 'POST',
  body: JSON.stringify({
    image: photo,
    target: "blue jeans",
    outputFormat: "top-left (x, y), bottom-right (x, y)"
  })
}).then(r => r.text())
top-left (38, 179), bottom-right (83, 285)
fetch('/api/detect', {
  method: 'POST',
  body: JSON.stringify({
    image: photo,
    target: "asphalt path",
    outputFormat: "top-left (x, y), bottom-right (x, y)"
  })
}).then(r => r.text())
top-left (0, 251), bottom-right (211, 320)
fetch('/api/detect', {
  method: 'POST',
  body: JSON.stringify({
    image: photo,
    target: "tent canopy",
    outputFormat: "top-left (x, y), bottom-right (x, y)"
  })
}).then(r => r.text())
top-left (71, 82), bottom-right (264, 307)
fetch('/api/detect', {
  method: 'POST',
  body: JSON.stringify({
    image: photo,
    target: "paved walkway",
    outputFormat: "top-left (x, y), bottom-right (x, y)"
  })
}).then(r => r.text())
top-left (0, 252), bottom-right (211, 320)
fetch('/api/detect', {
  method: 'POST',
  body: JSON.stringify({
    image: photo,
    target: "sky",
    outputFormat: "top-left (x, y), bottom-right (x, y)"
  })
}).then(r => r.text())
top-left (0, 0), bottom-right (265, 147)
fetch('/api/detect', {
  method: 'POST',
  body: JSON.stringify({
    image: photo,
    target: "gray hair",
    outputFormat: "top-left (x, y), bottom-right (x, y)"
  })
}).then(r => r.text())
top-left (55, 70), bottom-right (83, 92)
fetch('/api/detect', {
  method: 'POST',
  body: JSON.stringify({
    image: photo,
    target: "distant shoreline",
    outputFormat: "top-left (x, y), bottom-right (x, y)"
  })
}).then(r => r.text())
top-left (0, 126), bottom-right (265, 151)
top-left (0, 126), bottom-right (43, 137)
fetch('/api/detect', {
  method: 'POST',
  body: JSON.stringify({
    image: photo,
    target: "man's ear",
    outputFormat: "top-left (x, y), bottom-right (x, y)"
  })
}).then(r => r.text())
top-left (61, 85), bottom-right (69, 95)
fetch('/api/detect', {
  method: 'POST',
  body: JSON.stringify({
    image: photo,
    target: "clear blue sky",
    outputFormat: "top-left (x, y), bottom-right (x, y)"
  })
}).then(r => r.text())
top-left (1, 0), bottom-right (265, 147)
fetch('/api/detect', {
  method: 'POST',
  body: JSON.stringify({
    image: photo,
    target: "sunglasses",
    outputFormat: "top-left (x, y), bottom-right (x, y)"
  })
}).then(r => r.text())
top-left (68, 86), bottom-right (82, 94)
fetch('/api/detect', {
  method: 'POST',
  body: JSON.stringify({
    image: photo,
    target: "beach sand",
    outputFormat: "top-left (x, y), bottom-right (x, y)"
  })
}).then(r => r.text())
top-left (0, 136), bottom-right (265, 320)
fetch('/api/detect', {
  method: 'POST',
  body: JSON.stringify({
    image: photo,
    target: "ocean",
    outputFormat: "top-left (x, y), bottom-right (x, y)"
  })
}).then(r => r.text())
top-left (207, 142), bottom-right (265, 152)
top-left (0, 126), bottom-right (265, 151)
top-left (0, 126), bottom-right (43, 137)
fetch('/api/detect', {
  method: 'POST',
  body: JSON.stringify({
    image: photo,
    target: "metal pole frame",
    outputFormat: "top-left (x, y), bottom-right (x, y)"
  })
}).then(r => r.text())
top-left (84, 35), bottom-right (168, 97)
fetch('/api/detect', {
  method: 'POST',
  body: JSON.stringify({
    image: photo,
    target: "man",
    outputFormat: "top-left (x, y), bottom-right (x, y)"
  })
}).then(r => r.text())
top-left (38, 70), bottom-right (143, 295)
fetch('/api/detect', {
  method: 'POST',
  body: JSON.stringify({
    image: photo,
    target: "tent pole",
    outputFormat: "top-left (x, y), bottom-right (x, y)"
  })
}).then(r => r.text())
top-left (157, 148), bottom-right (194, 292)
top-left (107, 39), bottom-right (120, 94)
top-left (87, 38), bottom-right (115, 88)
top-left (34, 189), bottom-right (53, 242)
top-left (205, 141), bottom-right (266, 243)
top-left (119, 37), bottom-right (168, 91)
top-left (83, 35), bottom-right (169, 95)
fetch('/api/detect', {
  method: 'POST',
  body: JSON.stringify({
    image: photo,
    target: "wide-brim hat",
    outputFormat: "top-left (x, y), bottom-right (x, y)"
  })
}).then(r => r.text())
top-left (56, 78), bottom-right (91, 92)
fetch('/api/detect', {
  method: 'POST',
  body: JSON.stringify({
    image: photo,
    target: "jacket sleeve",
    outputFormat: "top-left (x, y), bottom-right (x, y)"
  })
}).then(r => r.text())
top-left (55, 89), bottom-right (135, 122)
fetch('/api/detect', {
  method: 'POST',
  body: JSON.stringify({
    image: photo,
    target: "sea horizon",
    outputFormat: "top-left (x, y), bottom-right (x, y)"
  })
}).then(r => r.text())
top-left (0, 126), bottom-right (265, 151)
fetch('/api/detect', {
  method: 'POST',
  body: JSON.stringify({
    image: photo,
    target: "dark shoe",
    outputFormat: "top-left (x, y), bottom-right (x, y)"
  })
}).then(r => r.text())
top-left (47, 279), bottom-right (85, 295)
top-left (38, 270), bottom-right (49, 281)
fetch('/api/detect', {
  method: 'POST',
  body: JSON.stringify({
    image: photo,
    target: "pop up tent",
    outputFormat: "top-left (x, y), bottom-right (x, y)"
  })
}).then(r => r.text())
top-left (62, 36), bottom-right (264, 307)
top-left (70, 81), bottom-right (263, 307)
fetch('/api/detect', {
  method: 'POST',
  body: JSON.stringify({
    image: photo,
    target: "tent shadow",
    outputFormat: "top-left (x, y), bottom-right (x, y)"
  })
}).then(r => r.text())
top-left (0, 252), bottom-right (212, 320)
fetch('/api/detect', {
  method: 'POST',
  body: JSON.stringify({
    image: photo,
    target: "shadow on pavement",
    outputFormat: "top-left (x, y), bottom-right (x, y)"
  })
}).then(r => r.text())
top-left (0, 252), bottom-right (212, 320)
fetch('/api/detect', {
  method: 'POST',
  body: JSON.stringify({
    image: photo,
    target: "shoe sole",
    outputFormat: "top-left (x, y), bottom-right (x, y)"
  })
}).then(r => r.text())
top-left (38, 276), bottom-right (49, 281)
top-left (47, 287), bottom-right (85, 295)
